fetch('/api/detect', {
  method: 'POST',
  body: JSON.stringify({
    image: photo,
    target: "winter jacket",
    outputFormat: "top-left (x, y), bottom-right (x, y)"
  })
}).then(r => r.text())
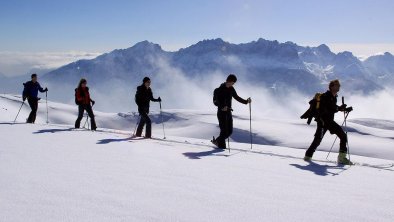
top-left (22, 81), bottom-right (46, 99)
top-left (318, 90), bottom-right (340, 122)
top-left (135, 85), bottom-right (159, 113)
top-left (75, 87), bottom-right (92, 106)
top-left (215, 83), bottom-right (248, 111)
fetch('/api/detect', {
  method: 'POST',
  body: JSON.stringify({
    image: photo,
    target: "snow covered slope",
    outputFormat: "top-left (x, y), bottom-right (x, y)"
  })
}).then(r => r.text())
top-left (1, 94), bottom-right (394, 221)
top-left (2, 94), bottom-right (394, 160)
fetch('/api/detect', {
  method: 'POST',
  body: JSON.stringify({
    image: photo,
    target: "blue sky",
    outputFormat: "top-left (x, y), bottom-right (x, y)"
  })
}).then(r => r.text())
top-left (0, 0), bottom-right (393, 75)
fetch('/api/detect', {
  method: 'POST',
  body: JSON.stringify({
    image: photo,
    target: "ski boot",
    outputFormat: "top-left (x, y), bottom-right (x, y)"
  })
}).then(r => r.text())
top-left (338, 152), bottom-right (353, 165)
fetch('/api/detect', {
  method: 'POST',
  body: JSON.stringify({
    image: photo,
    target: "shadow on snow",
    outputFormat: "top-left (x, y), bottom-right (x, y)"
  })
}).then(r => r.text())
top-left (290, 162), bottom-right (346, 176)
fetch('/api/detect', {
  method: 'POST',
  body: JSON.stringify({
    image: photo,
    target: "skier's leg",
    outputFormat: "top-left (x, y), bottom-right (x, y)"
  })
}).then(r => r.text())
top-left (328, 121), bottom-right (348, 153)
top-left (136, 112), bottom-right (147, 137)
top-left (75, 105), bottom-right (84, 128)
top-left (305, 122), bottom-right (326, 158)
top-left (86, 105), bottom-right (97, 130)
top-left (145, 114), bottom-right (152, 138)
top-left (216, 111), bottom-right (226, 148)
top-left (327, 121), bottom-right (351, 164)
top-left (31, 99), bottom-right (38, 123)
top-left (26, 98), bottom-right (36, 123)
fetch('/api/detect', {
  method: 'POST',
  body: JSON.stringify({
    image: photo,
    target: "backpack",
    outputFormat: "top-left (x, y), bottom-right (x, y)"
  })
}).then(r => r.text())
top-left (135, 86), bottom-right (142, 106)
top-left (75, 88), bottom-right (87, 105)
top-left (300, 92), bottom-right (323, 125)
top-left (213, 88), bottom-right (219, 106)
top-left (75, 88), bottom-right (80, 105)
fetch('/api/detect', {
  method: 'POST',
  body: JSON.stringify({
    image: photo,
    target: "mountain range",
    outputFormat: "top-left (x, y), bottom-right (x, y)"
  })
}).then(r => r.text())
top-left (2, 38), bottom-right (394, 110)
top-left (43, 38), bottom-right (394, 93)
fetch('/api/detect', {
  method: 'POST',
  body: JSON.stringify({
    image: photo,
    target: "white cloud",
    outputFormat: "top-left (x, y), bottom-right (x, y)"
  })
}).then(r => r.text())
top-left (0, 51), bottom-right (102, 77)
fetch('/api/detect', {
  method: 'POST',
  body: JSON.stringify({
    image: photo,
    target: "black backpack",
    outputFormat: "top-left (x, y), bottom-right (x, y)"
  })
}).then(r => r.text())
top-left (213, 88), bottom-right (219, 106)
top-left (300, 92), bottom-right (323, 125)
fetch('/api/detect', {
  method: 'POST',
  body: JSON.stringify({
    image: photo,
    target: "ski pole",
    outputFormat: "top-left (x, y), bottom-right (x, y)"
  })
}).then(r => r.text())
top-left (343, 111), bottom-right (351, 162)
top-left (45, 91), bottom-right (49, 124)
top-left (227, 137), bottom-right (230, 151)
top-left (326, 111), bottom-right (349, 159)
top-left (159, 101), bottom-right (166, 139)
top-left (249, 98), bottom-right (252, 149)
top-left (326, 135), bottom-right (338, 159)
top-left (341, 96), bottom-right (351, 162)
top-left (13, 100), bottom-right (25, 124)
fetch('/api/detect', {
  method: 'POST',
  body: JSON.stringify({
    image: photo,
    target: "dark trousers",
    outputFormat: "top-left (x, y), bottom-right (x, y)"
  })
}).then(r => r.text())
top-left (27, 98), bottom-right (38, 123)
top-left (75, 105), bottom-right (97, 130)
top-left (216, 111), bottom-right (233, 149)
top-left (136, 112), bottom-right (152, 138)
top-left (305, 120), bottom-right (347, 157)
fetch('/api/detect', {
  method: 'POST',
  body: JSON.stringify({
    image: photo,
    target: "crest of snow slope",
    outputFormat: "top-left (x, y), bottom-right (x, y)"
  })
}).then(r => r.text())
top-left (1, 94), bottom-right (394, 221)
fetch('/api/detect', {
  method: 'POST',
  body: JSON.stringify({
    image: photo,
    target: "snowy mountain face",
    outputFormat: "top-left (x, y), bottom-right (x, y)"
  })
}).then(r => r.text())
top-left (364, 52), bottom-right (394, 84)
top-left (2, 38), bottom-right (393, 111)
top-left (171, 38), bottom-right (319, 93)
top-left (43, 38), bottom-right (318, 95)
top-left (297, 45), bottom-right (382, 93)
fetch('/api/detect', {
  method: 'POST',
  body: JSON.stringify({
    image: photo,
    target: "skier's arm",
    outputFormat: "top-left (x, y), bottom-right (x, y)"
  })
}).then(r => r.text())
top-left (329, 101), bottom-right (340, 113)
top-left (232, 88), bottom-right (248, 104)
top-left (149, 90), bottom-right (160, 102)
top-left (22, 83), bottom-right (28, 99)
top-left (38, 83), bottom-right (46, 93)
top-left (135, 87), bottom-right (143, 106)
top-left (216, 90), bottom-right (226, 110)
top-left (318, 95), bottom-right (328, 116)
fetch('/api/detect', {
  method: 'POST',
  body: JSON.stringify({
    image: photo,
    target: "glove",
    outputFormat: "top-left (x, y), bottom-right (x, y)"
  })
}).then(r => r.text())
top-left (247, 97), bottom-right (252, 103)
top-left (345, 107), bottom-right (353, 112)
top-left (158, 97), bottom-right (162, 102)
top-left (44, 87), bottom-right (48, 92)
top-left (338, 104), bottom-right (347, 111)
top-left (91, 100), bottom-right (95, 106)
top-left (22, 96), bottom-right (27, 101)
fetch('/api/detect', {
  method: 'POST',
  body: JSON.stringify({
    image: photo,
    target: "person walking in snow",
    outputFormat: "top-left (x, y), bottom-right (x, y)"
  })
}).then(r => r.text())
top-left (134, 77), bottom-right (161, 138)
top-left (74, 78), bottom-right (97, 130)
top-left (212, 74), bottom-right (251, 149)
top-left (22, 73), bottom-right (48, 123)
top-left (304, 79), bottom-right (353, 165)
